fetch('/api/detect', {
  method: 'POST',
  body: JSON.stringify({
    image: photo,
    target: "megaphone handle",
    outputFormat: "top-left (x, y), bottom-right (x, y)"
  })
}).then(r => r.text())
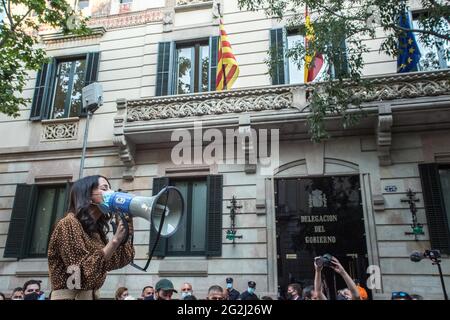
top-left (120, 212), bottom-right (130, 245)
top-left (111, 212), bottom-right (130, 246)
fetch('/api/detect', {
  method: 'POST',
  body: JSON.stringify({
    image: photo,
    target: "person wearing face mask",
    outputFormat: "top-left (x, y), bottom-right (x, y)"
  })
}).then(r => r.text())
top-left (10, 287), bottom-right (24, 300)
top-left (141, 286), bottom-right (155, 300)
top-left (239, 281), bottom-right (259, 300)
top-left (47, 175), bottom-right (135, 300)
top-left (225, 277), bottom-right (240, 300)
top-left (23, 279), bottom-right (45, 300)
top-left (180, 282), bottom-right (193, 299)
top-left (286, 283), bottom-right (302, 300)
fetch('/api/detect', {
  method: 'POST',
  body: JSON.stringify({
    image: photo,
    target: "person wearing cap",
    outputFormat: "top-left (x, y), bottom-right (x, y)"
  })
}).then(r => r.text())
top-left (225, 277), bottom-right (240, 300)
top-left (154, 279), bottom-right (177, 300)
top-left (239, 281), bottom-right (259, 300)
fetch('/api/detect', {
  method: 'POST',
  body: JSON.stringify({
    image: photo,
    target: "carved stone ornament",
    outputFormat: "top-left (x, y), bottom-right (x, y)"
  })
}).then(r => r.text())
top-left (126, 70), bottom-right (450, 122)
top-left (41, 119), bottom-right (78, 141)
top-left (177, 0), bottom-right (212, 5)
top-left (127, 89), bottom-right (293, 121)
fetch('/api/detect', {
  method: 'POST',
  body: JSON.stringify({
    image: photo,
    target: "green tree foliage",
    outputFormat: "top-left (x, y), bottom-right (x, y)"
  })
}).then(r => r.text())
top-left (238, 0), bottom-right (450, 141)
top-left (0, 0), bottom-right (89, 117)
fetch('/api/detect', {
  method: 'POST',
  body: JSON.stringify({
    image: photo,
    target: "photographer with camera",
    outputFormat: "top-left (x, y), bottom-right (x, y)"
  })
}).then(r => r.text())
top-left (314, 254), bottom-right (360, 300)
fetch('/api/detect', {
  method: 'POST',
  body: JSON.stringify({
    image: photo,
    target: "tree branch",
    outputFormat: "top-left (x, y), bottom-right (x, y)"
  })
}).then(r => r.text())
top-left (1, 0), bottom-right (15, 30)
top-left (427, 0), bottom-right (450, 25)
top-left (15, 8), bottom-right (33, 27)
top-left (389, 23), bottom-right (450, 41)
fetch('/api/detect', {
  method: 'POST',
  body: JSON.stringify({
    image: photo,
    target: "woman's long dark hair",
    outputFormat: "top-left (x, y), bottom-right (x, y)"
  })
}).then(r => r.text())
top-left (68, 175), bottom-right (111, 243)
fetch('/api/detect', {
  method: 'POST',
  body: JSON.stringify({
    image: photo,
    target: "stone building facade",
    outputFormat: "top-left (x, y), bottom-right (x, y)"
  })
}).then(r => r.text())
top-left (0, 0), bottom-right (449, 299)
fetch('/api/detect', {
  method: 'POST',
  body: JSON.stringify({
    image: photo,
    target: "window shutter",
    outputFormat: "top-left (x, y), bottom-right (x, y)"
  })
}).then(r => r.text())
top-left (81, 52), bottom-right (101, 116)
top-left (63, 182), bottom-right (73, 214)
top-left (30, 60), bottom-right (56, 121)
top-left (149, 177), bottom-right (170, 257)
top-left (30, 64), bottom-right (48, 120)
top-left (332, 38), bottom-right (349, 78)
top-left (85, 52), bottom-right (100, 86)
top-left (269, 28), bottom-right (286, 85)
top-left (209, 36), bottom-right (219, 91)
top-left (206, 175), bottom-right (223, 256)
top-left (155, 42), bottom-right (172, 96)
top-left (419, 164), bottom-right (450, 253)
top-left (3, 184), bottom-right (36, 258)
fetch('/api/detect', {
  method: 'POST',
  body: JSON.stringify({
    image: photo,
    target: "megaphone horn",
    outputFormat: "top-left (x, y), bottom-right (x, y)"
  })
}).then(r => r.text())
top-left (108, 186), bottom-right (185, 237)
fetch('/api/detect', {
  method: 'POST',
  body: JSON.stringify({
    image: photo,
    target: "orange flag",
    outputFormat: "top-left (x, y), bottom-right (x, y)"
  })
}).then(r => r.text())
top-left (216, 18), bottom-right (240, 90)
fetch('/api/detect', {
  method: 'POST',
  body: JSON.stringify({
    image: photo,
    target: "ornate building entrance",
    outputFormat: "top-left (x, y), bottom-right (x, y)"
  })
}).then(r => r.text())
top-left (275, 175), bottom-right (369, 299)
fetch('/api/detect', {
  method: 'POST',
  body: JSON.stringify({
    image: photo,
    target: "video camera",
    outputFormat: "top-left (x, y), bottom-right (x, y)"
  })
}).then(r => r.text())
top-left (315, 253), bottom-right (333, 268)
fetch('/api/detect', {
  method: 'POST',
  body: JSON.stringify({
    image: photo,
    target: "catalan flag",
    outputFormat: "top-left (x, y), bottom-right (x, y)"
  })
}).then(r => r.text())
top-left (216, 18), bottom-right (240, 91)
top-left (304, 8), bottom-right (324, 83)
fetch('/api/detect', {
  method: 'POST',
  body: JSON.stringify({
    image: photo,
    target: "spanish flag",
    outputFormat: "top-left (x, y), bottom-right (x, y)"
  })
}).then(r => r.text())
top-left (304, 8), bottom-right (324, 83)
top-left (216, 18), bottom-right (240, 91)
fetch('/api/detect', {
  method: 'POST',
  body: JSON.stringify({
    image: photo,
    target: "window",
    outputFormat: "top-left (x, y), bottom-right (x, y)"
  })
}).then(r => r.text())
top-left (412, 13), bottom-right (449, 71)
top-left (286, 32), bottom-right (305, 84)
top-left (167, 179), bottom-right (208, 255)
top-left (176, 42), bottom-right (210, 94)
top-left (119, 0), bottom-right (132, 13)
top-left (155, 37), bottom-right (218, 96)
top-left (439, 167), bottom-right (450, 237)
top-left (51, 58), bottom-right (86, 119)
top-left (28, 185), bottom-right (68, 257)
top-left (419, 164), bottom-right (450, 254)
top-left (149, 176), bottom-right (223, 257)
top-left (3, 183), bottom-right (71, 259)
top-left (30, 52), bottom-right (100, 121)
top-left (78, 0), bottom-right (89, 10)
top-left (270, 28), bottom-right (345, 85)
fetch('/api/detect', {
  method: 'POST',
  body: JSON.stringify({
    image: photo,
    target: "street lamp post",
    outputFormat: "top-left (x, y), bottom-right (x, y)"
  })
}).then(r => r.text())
top-left (79, 82), bottom-right (103, 179)
top-left (79, 110), bottom-right (93, 179)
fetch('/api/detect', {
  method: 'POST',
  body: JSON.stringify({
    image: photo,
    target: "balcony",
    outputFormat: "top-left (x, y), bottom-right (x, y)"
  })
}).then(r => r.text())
top-left (113, 70), bottom-right (450, 179)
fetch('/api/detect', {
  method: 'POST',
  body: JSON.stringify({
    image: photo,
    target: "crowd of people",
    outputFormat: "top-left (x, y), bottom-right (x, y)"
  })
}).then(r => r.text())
top-left (0, 255), bottom-right (423, 300)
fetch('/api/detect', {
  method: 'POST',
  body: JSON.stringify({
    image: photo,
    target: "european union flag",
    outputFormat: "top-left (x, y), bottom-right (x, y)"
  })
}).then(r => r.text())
top-left (397, 11), bottom-right (421, 73)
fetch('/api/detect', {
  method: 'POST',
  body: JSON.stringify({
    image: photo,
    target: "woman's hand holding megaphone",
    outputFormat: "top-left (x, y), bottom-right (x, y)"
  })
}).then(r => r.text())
top-left (112, 218), bottom-right (128, 246)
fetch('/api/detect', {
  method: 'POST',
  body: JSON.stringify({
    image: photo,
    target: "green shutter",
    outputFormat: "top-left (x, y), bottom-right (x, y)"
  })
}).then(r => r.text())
top-left (149, 177), bottom-right (170, 257)
top-left (30, 60), bottom-right (56, 121)
top-left (85, 52), bottom-right (100, 85)
top-left (206, 175), bottom-right (223, 256)
top-left (269, 28), bottom-right (286, 85)
top-left (81, 52), bottom-right (101, 116)
top-left (419, 164), bottom-right (450, 253)
top-left (332, 38), bottom-right (349, 78)
top-left (209, 36), bottom-right (219, 91)
top-left (30, 64), bottom-right (48, 120)
top-left (155, 42), bottom-right (172, 96)
top-left (4, 184), bottom-right (36, 258)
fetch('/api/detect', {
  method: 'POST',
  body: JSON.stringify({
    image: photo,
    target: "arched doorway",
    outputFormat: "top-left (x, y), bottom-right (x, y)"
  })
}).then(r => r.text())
top-left (274, 159), bottom-right (370, 299)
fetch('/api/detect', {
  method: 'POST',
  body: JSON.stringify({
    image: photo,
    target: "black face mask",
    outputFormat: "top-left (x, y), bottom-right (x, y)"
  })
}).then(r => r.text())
top-left (24, 292), bottom-right (40, 300)
top-left (286, 292), bottom-right (293, 299)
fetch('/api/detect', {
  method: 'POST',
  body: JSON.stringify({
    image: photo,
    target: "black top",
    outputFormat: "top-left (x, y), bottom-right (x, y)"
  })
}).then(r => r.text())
top-left (239, 291), bottom-right (259, 300)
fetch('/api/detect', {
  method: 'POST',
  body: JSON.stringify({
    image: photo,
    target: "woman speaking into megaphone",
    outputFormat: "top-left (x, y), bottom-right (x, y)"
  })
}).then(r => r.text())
top-left (47, 175), bottom-right (135, 300)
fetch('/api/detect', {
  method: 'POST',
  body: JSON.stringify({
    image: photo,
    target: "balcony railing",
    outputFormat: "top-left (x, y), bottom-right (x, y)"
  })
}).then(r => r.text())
top-left (122, 69), bottom-right (450, 123)
top-left (112, 69), bottom-right (450, 180)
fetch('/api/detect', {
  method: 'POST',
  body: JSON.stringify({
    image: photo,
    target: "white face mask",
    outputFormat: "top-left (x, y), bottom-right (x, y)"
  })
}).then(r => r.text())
top-left (226, 283), bottom-right (233, 289)
top-left (181, 291), bottom-right (192, 299)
